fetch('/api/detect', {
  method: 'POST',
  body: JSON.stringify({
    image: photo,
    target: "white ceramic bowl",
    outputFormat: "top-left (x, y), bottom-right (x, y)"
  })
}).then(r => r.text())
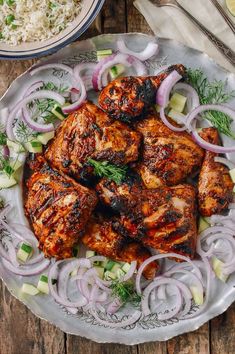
top-left (0, 0), bottom-right (105, 59)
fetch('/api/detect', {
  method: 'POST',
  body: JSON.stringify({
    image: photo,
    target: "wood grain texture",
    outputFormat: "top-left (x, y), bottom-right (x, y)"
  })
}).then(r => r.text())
top-left (0, 0), bottom-right (234, 353)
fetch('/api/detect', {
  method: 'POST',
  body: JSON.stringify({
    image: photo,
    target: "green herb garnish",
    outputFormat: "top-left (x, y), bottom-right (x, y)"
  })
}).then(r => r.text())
top-left (88, 158), bottom-right (127, 184)
top-left (110, 280), bottom-right (142, 307)
top-left (0, 132), bottom-right (7, 146)
top-left (15, 121), bottom-right (32, 143)
top-left (186, 68), bottom-right (235, 138)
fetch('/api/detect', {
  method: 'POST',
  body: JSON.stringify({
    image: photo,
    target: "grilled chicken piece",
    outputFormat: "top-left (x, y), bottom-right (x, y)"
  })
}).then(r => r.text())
top-left (45, 101), bottom-right (141, 181)
top-left (198, 128), bottom-right (233, 216)
top-left (24, 158), bottom-right (97, 259)
top-left (98, 64), bottom-right (186, 123)
top-left (82, 215), bottom-right (157, 279)
top-left (135, 112), bottom-right (204, 187)
top-left (96, 178), bottom-right (197, 259)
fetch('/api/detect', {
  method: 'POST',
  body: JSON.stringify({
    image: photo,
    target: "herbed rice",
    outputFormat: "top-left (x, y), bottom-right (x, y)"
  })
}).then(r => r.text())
top-left (0, 0), bottom-right (83, 45)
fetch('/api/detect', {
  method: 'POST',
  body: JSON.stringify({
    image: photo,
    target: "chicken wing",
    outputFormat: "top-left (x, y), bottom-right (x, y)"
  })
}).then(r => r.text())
top-left (45, 101), bottom-right (141, 181)
top-left (198, 127), bottom-right (233, 216)
top-left (96, 178), bottom-right (197, 259)
top-left (24, 158), bottom-right (97, 259)
top-left (82, 215), bottom-right (158, 279)
top-left (98, 64), bottom-right (186, 123)
top-left (135, 112), bottom-right (204, 187)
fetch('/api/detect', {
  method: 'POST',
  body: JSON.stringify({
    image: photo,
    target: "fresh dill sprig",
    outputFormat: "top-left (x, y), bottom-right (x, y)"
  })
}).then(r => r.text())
top-left (0, 132), bottom-right (7, 146)
top-left (87, 158), bottom-right (127, 184)
top-left (15, 121), bottom-right (33, 143)
top-left (110, 280), bottom-right (142, 307)
top-left (186, 68), bottom-right (235, 138)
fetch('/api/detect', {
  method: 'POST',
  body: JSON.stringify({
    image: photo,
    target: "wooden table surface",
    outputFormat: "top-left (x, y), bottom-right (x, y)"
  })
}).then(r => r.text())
top-left (0, 1), bottom-right (234, 353)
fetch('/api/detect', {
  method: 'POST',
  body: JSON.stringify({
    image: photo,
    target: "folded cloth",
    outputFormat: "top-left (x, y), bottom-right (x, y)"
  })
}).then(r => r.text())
top-left (134, 0), bottom-right (235, 73)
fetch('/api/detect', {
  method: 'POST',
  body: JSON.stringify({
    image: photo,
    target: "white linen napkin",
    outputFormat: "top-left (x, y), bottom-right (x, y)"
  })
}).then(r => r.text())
top-left (134, 0), bottom-right (235, 73)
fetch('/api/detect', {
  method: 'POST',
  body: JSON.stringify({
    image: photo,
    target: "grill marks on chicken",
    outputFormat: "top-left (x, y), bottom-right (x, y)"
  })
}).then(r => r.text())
top-left (96, 178), bottom-right (197, 259)
top-left (198, 128), bottom-right (233, 216)
top-left (45, 101), bottom-right (141, 180)
top-left (135, 112), bottom-right (204, 188)
top-left (24, 159), bottom-right (97, 259)
top-left (82, 215), bottom-right (158, 279)
top-left (98, 64), bottom-right (186, 123)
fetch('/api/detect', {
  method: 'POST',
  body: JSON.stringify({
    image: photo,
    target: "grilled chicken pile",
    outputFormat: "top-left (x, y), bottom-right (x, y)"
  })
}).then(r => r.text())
top-left (24, 65), bottom-right (234, 279)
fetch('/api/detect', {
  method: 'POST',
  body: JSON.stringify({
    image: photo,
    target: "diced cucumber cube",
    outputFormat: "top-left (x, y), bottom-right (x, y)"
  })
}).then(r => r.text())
top-left (229, 168), bottom-right (235, 183)
top-left (122, 262), bottom-right (131, 273)
top-left (97, 49), bottom-right (113, 61)
top-left (169, 92), bottom-right (187, 113)
top-left (198, 217), bottom-right (210, 233)
top-left (168, 109), bottom-right (187, 124)
top-left (111, 263), bottom-right (121, 274)
top-left (24, 141), bottom-right (43, 153)
top-left (212, 257), bottom-right (229, 282)
top-left (17, 243), bottom-right (33, 262)
top-left (86, 250), bottom-right (96, 258)
top-left (37, 277), bottom-right (49, 294)
top-left (104, 260), bottom-right (116, 271)
top-left (190, 286), bottom-right (204, 305)
top-left (52, 104), bottom-right (67, 121)
top-left (37, 131), bottom-right (55, 145)
top-left (9, 159), bottom-right (23, 172)
top-left (109, 64), bottom-right (125, 80)
top-left (22, 283), bottom-right (39, 295)
top-left (7, 139), bottom-right (25, 153)
top-left (155, 104), bottom-right (161, 113)
top-left (0, 173), bottom-right (17, 189)
top-left (116, 268), bottom-right (125, 279)
top-left (104, 270), bottom-right (116, 280)
top-left (233, 185), bottom-right (235, 193)
top-left (70, 269), bottom-right (77, 277)
top-left (94, 266), bottom-right (104, 279)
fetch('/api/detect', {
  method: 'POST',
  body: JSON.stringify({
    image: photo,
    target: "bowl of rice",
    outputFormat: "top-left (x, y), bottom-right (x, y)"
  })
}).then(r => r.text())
top-left (0, 0), bottom-right (105, 59)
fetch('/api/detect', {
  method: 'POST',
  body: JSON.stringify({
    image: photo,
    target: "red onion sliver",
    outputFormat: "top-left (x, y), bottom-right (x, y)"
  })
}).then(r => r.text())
top-left (187, 104), bottom-right (235, 153)
top-left (6, 90), bottom-right (65, 140)
top-left (117, 39), bottom-right (159, 61)
top-left (23, 81), bottom-right (44, 98)
top-left (160, 107), bottom-right (188, 132)
top-left (107, 298), bottom-right (123, 314)
top-left (92, 53), bottom-right (132, 91)
top-left (127, 55), bottom-right (148, 76)
top-left (2, 258), bottom-right (50, 276)
top-left (22, 106), bottom-right (54, 133)
top-left (214, 157), bottom-right (235, 170)
top-left (156, 70), bottom-right (182, 108)
top-left (3, 145), bottom-right (10, 159)
top-left (62, 79), bottom-right (86, 114)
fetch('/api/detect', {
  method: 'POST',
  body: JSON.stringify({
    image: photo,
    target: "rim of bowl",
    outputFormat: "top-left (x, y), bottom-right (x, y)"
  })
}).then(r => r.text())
top-left (0, 0), bottom-right (105, 60)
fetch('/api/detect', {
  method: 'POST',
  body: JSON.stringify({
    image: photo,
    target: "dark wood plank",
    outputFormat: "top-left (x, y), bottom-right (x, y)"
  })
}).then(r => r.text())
top-left (166, 323), bottom-right (210, 354)
top-left (126, 0), bottom-right (153, 34)
top-left (0, 282), bottom-right (65, 354)
top-left (137, 341), bottom-right (167, 354)
top-left (101, 0), bottom-right (127, 33)
top-left (66, 335), bottom-right (138, 354)
top-left (210, 302), bottom-right (235, 354)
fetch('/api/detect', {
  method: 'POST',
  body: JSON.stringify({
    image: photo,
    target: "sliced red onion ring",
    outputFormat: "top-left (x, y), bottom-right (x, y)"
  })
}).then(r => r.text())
top-left (90, 308), bottom-right (141, 328)
top-left (48, 260), bottom-right (88, 308)
top-left (73, 62), bottom-right (97, 78)
top-left (117, 39), bottom-right (159, 61)
top-left (159, 107), bottom-right (188, 132)
top-left (30, 63), bottom-right (73, 76)
top-left (156, 70), bottom-right (182, 108)
top-left (22, 106), bottom-right (54, 133)
top-left (23, 81), bottom-right (44, 98)
top-left (187, 105), bottom-right (235, 153)
top-left (1, 237), bottom-right (19, 267)
top-left (127, 55), bottom-right (148, 76)
top-left (92, 53), bottom-right (132, 91)
top-left (214, 157), bottom-right (235, 170)
top-left (2, 258), bottom-right (50, 275)
top-left (3, 145), bottom-right (10, 159)
top-left (7, 90), bottom-right (65, 140)
top-left (173, 82), bottom-right (200, 111)
top-left (136, 253), bottom-right (203, 295)
top-left (107, 298), bottom-right (123, 314)
top-left (62, 79), bottom-right (86, 114)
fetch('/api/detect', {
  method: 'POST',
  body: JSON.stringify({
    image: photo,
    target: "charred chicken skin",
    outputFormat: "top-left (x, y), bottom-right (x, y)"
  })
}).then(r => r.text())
top-left (24, 158), bottom-right (97, 259)
top-left (96, 178), bottom-right (197, 259)
top-left (82, 215), bottom-right (158, 279)
top-left (45, 101), bottom-right (141, 181)
top-left (198, 128), bottom-right (233, 216)
top-left (135, 112), bottom-right (204, 187)
top-left (98, 64), bottom-right (186, 123)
